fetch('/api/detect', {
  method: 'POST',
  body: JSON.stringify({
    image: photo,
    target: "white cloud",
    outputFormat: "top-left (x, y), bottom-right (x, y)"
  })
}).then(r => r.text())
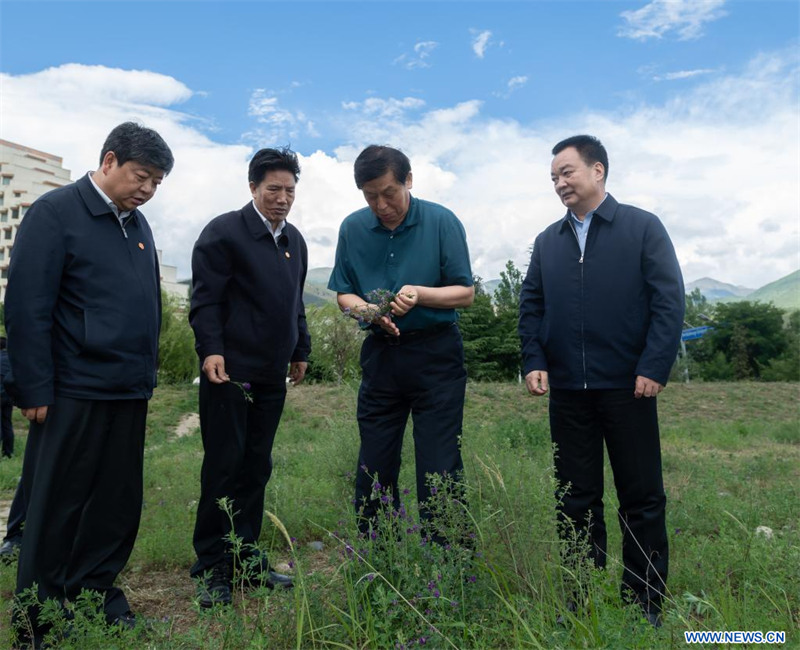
top-left (653, 68), bottom-right (716, 81)
top-left (471, 29), bottom-right (492, 58)
top-left (0, 64), bottom-right (252, 280)
top-left (2, 51), bottom-right (798, 291)
top-left (246, 89), bottom-right (316, 144)
top-left (342, 96), bottom-right (426, 119)
top-left (619, 0), bottom-right (727, 41)
top-left (494, 75), bottom-right (529, 98)
top-left (394, 41), bottom-right (438, 69)
top-left (508, 75), bottom-right (528, 90)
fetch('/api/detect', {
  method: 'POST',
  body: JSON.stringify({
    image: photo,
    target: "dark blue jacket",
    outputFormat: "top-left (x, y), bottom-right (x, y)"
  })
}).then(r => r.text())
top-left (189, 203), bottom-right (311, 384)
top-left (519, 194), bottom-right (684, 389)
top-left (4, 174), bottom-right (162, 408)
top-left (0, 349), bottom-right (10, 404)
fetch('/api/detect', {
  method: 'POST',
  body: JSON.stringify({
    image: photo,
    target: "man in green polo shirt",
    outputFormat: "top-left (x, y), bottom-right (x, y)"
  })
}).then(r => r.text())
top-left (328, 145), bottom-right (474, 540)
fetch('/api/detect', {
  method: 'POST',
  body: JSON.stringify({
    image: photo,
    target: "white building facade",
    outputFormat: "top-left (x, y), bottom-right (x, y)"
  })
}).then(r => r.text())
top-left (0, 140), bottom-right (72, 302)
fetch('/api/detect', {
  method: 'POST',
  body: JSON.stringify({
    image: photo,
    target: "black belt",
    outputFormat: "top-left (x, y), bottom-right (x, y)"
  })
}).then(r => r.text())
top-left (371, 322), bottom-right (455, 346)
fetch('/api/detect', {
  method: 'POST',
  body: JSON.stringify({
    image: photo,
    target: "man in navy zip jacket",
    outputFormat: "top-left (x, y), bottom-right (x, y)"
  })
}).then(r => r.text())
top-left (4, 122), bottom-right (173, 644)
top-left (519, 135), bottom-right (684, 627)
top-left (189, 147), bottom-right (310, 608)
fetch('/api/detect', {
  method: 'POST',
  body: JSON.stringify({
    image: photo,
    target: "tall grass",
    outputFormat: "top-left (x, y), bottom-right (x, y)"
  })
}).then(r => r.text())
top-left (0, 382), bottom-right (797, 648)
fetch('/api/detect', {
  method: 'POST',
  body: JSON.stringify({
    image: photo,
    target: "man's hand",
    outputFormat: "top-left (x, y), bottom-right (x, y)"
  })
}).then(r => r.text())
top-left (390, 285), bottom-right (418, 317)
top-left (634, 375), bottom-right (663, 398)
top-left (22, 406), bottom-right (48, 423)
top-left (375, 314), bottom-right (400, 337)
top-left (202, 354), bottom-right (229, 384)
top-left (288, 361), bottom-right (307, 386)
top-left (525, 370), bottom-right (549, 396)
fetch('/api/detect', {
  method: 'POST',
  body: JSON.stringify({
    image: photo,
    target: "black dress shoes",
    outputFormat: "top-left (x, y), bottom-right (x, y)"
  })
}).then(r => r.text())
top-left (265, 569), bottom-right (294, 589)
top-left (0, 536), bottom-right (22, 564)
top-left (196, 561), bottom-right (233, 608)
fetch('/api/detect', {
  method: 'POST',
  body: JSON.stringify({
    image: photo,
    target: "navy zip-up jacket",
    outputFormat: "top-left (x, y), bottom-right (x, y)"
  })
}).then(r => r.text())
top-left (4, 174), bottom-right (162, 408)
top-left (519, 194), bottom-right (684, 389)
top-left (189, 203), bottom-right (311, 384)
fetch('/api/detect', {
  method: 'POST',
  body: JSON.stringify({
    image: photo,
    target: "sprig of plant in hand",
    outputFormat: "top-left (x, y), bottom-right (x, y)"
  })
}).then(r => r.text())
top-left (230, 380), bottom-right (253, 403)
top-left (343, 288), bottom-right (415, 324)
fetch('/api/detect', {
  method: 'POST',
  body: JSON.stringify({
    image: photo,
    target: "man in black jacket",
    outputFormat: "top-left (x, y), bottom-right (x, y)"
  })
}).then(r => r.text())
top-left (4, 122), bottom-right (173, 644)
top-left (0, 336), bottom-right (13, 458)
top-left (189, 147), bottom-right (310, 607)
top-left (519, 135), bottom-right (684, 627)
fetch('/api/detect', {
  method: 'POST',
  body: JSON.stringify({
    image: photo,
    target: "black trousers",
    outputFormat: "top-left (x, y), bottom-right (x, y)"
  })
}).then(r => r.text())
top-left (191, 375), bottom-right (286, 577)
top-left (1, 399), bottom-right (13, 457)
top-left (4, 478), bottom-right (26, 542)
top-left (16, 396), bottom-right (147, 627)
top-left (355, 324), bottom-right (467, 530)
top-left (549, 388), bottom-right (668, 612)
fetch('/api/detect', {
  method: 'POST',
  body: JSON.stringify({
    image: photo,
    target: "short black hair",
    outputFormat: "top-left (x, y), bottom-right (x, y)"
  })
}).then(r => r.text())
top-left (552, 134), bottom-right (609, 181)
top-left (99, 122), bottom-right (174, 175)
top-left (353, 145), bottom-right (411, 189)
top-left (248, 147), bottom-right (301, 185)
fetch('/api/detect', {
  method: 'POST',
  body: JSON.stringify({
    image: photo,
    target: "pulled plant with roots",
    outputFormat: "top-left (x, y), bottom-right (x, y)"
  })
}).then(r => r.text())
top-left (343, 288), bottom-right (416, 325)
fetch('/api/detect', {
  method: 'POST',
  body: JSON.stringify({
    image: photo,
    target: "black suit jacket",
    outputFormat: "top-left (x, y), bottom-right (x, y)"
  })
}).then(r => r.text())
top-left (189, 202), bottom-right (310, 384)
top-left (4, 174), bottom-right (162, 407)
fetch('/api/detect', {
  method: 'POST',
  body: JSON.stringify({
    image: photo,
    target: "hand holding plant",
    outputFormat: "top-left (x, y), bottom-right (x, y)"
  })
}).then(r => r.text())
top-left (343, 288), bottom-right (417, 325)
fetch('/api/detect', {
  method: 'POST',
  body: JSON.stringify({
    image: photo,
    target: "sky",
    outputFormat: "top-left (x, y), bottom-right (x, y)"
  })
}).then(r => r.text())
top-left (1, 0), bottom-right (798, 289)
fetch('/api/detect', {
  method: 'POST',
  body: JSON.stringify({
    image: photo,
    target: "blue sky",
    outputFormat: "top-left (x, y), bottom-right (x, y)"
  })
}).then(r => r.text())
top-left (2, 0), bottom-right (798, 287)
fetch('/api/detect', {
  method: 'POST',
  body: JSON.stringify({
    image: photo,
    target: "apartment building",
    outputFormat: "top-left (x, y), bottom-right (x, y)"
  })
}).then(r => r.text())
top-left (0, 139), bottom-right (72, 301)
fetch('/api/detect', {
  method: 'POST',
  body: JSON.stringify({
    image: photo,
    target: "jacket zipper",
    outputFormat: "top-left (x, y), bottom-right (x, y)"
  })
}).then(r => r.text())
top-left (568, 221), bottom-right (588, 389)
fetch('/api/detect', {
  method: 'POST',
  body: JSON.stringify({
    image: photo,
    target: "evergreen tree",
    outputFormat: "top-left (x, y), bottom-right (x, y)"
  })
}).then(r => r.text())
top-left (458, 277), bottom-right (504, 380)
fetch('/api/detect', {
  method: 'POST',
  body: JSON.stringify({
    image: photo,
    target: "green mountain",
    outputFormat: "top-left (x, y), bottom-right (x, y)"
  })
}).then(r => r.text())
top-left (304, 267), bottom-right (336, 305)
top-left (735, 269), bottom-right (800, 311)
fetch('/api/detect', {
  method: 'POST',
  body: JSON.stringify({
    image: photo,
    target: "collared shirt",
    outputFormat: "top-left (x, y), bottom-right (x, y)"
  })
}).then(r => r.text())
top-left (328, 195), bottom-right (473, 332)
top-left (570, 193), bottom-right (608, 254)
top-left (88, 171), bottom-right (132, 224)
top-left (251, 200), bottom-right (286, 242)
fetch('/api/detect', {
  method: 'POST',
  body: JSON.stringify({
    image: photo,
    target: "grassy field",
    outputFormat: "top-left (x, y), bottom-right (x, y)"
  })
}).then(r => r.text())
top-left (0, 381), bottom-right (798, 649)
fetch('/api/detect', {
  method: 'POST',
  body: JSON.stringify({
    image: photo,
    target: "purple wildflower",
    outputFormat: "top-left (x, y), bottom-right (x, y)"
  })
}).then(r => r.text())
top-left (402, 488), bottom-right (410, 495)
top-left (430, 486), bottom-right (438, 495)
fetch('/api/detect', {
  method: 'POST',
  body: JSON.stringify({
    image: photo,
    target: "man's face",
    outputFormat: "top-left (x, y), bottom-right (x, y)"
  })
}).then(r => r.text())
top-left (550, 146), bottom-right (605, 217)
top-left (250, 170), bottom-right (296, 226)
top-left (361, 170), bottom-right (412, 230)
top-left (99, 152), bottom-right (165, 212)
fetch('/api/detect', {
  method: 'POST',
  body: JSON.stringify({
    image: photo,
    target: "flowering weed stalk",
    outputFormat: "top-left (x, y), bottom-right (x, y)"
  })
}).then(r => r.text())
top-left (230, 380), bottom-right (253, 403)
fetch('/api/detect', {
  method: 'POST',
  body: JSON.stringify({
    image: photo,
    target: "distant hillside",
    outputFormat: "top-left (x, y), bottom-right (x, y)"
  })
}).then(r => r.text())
top-left (686, 277), bottom-right (754, 301)
top-left (730, 269), bottom-right (800, 312)
top-left (688, 270), bottom-right (799, 312)
top-left (305, 267), bottom-right (336, 304)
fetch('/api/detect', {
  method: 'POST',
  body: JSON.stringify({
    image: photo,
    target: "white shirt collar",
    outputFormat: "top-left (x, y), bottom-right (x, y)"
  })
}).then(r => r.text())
top-left (88, 171), bottom-right (132, 222)
top-left (252, 200), bottom-right (286, 241)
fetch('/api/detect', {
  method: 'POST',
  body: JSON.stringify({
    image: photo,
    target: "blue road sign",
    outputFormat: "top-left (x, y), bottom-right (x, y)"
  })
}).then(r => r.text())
top-left (682, 325), bottom-right (714, 341)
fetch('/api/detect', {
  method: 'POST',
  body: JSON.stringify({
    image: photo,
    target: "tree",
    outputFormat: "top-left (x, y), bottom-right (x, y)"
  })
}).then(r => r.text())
top-left (458, 276), bottom-right (504, 380)
top-left (704, 301), bottom-right (789, 380)
top-left (492, 260), bottom-right (523, 380)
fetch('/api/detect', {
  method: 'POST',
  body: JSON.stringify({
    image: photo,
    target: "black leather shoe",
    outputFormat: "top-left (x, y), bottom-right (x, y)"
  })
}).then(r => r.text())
top-left (108, 610), bottom-right (137, 630)
top-left (196, 562), bottom-right (233, 608)
top-left (265, 570), bottom-right (294, 589)
top-left (0, 537), bottom-right (22, 564)
top-left (643, 609), bottom-right (662, 629)
top-left (239, 553), bottom-right (294, 589)
top-left (556, 599), bottom-right (578, 626)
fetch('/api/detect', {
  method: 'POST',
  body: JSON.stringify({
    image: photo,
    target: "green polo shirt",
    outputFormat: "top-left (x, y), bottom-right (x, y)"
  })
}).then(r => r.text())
top-left (328, 196), bottom-right (473, 333)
